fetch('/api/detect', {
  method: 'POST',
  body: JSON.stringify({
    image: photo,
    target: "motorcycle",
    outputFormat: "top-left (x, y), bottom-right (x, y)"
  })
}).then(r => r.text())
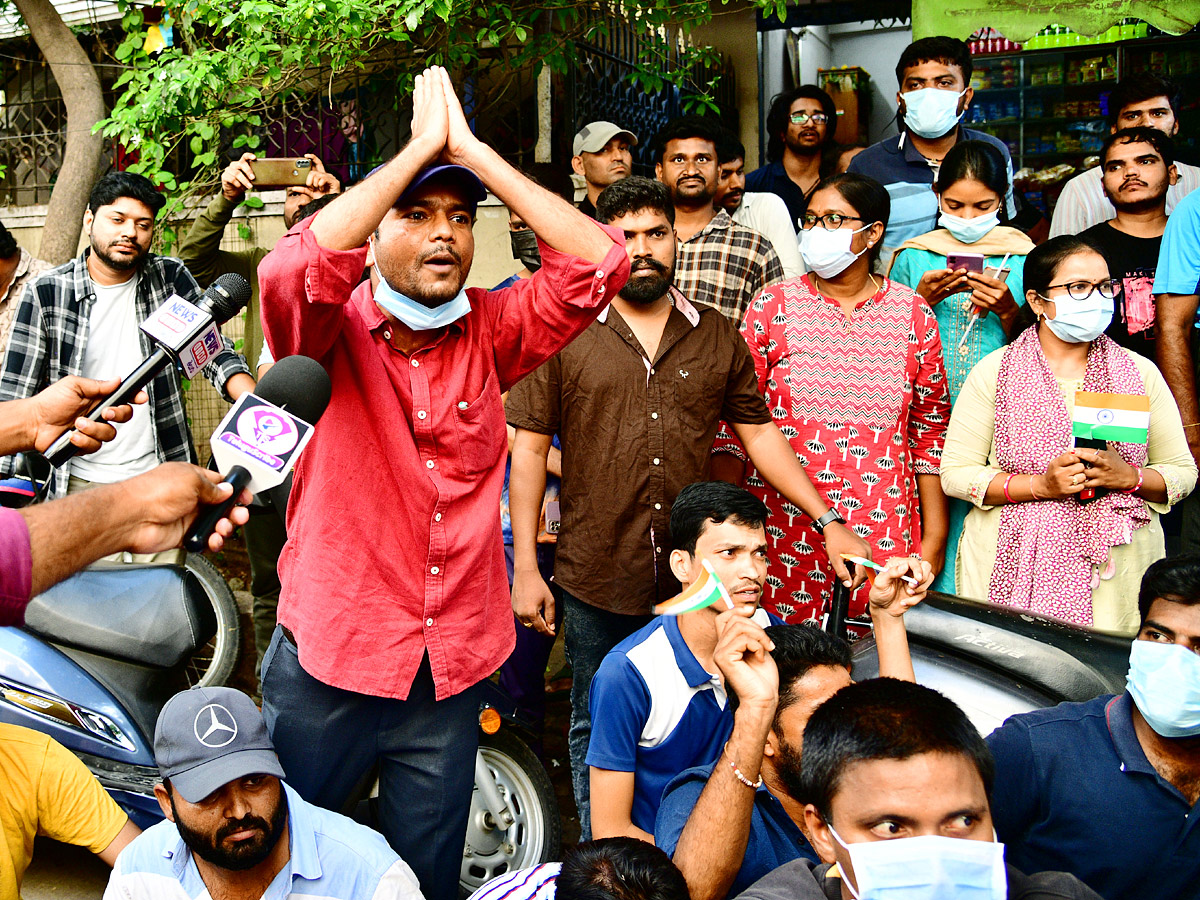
top-left (0, 563), bottom-right (561, 894)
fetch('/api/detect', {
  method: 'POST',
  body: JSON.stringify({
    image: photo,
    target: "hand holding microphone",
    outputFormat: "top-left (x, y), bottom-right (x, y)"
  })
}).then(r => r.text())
top-left (44, 273), bottom-right (252, 467)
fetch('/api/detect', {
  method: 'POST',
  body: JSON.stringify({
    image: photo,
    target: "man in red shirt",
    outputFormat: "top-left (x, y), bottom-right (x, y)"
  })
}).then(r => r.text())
top-left (256, 67), bottom-right (629, 900)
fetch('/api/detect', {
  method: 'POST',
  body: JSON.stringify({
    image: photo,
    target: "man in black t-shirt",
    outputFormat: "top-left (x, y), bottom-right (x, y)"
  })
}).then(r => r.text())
top-left (1081, 127), bottom-right (1178, 360)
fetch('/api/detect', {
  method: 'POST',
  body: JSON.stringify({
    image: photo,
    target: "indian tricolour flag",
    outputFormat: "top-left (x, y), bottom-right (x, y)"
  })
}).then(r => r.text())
top-left (653, 560), bottom-right (734, 615)
top-left (1073, 391), bottom-right (1150, 444)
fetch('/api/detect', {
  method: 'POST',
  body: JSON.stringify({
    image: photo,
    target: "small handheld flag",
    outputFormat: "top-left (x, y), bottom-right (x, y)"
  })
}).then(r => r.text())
top-left (839, 554), bottom-right (920, 587)
top-left (653, 560), bottom-right (735, 615)
top-left (1073, 392), bottom-right (1150, 444)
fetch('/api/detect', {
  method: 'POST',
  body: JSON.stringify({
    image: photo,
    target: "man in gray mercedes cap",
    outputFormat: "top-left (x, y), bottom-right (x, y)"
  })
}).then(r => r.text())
top-left (104, 686), bottom-right (423, 900)
top-left (572, 120), bottom-right (638, 218)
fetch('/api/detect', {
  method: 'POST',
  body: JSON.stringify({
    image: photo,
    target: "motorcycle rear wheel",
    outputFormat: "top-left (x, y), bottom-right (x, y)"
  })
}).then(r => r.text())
top-left (182, 553), bottom-right (241, 687)
top-left (461, 729), bottom-right (561, 894)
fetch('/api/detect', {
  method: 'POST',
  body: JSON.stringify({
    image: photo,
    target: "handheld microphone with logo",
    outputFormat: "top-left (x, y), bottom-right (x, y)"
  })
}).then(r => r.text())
top-left (183, 355), bottom-right (331, 552)
top-left (44, 273), bottom-right (252, 468)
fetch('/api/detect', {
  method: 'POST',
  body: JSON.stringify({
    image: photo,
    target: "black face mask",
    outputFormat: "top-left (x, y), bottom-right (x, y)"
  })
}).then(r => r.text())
top-left (510, 229), bottom-right (541, 272)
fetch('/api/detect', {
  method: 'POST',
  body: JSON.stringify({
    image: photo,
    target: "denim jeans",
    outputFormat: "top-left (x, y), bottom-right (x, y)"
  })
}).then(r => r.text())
top-left (262, 627), bottom-right (481, 900)
top-left (561, 589), bottom-right (653, 839)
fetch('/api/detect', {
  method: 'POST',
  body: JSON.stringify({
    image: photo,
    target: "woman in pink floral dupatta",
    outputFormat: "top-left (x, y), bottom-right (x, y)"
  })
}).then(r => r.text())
top-left (941, 236), bottom-right (1196, 635)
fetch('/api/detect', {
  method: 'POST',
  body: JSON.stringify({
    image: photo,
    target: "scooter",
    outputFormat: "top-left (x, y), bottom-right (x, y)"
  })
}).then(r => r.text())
top-left (0, 563), bottom-right (561, 893)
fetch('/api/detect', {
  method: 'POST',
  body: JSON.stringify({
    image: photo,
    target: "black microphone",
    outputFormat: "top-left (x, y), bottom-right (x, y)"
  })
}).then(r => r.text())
top-left (183, 355), bottom-right (331, 552)
top-left (44, 273), bottom-right (252, 468)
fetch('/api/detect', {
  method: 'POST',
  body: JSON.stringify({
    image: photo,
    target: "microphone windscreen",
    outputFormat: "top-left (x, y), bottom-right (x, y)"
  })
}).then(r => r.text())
top-left (202, 273), bottom-right (252, 324)
top-left (254, 355), bottom-right (332, 425)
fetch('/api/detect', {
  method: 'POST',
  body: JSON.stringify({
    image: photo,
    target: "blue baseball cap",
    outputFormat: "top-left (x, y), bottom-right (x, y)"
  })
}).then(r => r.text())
top-left (367, 163), bottom-right (488, 210)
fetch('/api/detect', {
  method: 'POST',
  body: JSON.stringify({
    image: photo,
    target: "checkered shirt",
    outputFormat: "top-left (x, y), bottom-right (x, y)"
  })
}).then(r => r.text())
top-left (0, 250), bottom-right (252, 498)
top-left (673, 210), bottom-right (785, 325)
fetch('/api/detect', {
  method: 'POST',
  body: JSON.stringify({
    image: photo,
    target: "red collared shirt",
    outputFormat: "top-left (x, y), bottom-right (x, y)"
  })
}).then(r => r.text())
top-left (258, 220), bottom-right (629, 700)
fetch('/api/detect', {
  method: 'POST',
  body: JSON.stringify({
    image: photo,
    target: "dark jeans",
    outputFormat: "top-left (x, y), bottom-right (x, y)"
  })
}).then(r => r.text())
top-left (561, 589), bottom-right (653, 840)
top-left (498, 544), bottom-right (557, 740)
top-left (244, 512), bottom-right (287, 682)
top-left (262, 627), bottom-right (480, 900)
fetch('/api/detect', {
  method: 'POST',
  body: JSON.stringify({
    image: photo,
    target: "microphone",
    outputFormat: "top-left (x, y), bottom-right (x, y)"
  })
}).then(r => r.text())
top-left (44, 273), bottom-right (252, 468)
top-left (183, 355), bottom-right (331, 552)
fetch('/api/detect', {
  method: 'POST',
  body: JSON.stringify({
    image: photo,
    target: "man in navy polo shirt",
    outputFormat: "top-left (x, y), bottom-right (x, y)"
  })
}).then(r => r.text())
top-left (655, 557), bottom-right (932, 900)
top-left (847, 36), bottom-right (1016, 266)
top-left (587, 482), bottom-right (779, 841)
top-left (987, 555), bottom-right (1200, 900)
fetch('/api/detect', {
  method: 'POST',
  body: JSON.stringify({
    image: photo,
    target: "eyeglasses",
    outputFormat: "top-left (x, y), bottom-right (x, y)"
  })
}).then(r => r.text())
top-left (801, 212), bottom-right (864, 230)
top-left (1041, 279), bottom-right (1122, 301)
top-left (789, 112), bottom-right (830, 126)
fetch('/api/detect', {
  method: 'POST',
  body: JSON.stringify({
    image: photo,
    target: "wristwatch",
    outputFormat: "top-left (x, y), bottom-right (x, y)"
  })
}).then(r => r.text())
top-left (811, 509), bottom-right (846, 534)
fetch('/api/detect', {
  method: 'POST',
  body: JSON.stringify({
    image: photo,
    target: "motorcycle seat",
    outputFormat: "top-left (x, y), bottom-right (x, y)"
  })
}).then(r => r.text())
top-left (23, 565), bottom-right (216, 668)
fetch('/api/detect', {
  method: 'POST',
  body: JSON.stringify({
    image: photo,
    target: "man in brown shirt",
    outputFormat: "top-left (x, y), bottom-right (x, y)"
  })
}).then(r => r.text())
top-left (505, 176), bottom-right (869, 838)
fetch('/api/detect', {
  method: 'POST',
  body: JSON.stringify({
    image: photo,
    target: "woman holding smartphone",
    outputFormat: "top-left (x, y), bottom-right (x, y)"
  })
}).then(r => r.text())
top-left (889, 140), bottom-right (1034, 591)
top-left (940, 237), bottom-right (1195, 634)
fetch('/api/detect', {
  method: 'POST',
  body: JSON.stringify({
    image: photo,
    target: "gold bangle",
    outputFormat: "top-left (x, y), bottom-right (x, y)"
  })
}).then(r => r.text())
top-left (1183, 423), bottom-right (1200, 429)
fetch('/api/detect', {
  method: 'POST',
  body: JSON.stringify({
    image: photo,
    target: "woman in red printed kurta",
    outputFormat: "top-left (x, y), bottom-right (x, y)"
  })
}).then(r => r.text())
top-left (716, 175), bottom-right (952, 623)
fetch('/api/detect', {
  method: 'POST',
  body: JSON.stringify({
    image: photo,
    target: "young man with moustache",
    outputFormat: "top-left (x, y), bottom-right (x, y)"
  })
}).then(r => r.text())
top-left (571, 121), bottom-right (638, 219)
top-left (105, 687), bottom-right (421, 900)
top-left (745, 86), bottom-right (838, 233)
top-left (506, 179), bottom-right (869, 839)
top-left (0, 172), bottom-right (254, 503)
top-left (653, 117), bottom-right (784, 324)
top-left (256, 67), bottom-right (628, 900)
top-left (656, 557), bottom-right (932, 900)
top-left (1080, 127), bottom-right (1177, 360)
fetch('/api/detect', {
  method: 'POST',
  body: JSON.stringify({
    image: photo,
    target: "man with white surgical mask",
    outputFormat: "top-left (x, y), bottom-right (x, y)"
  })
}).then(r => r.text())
top-left (848, 36), bottom-right (1017, 267)
top-left (985, 555), bottom-right (1200, 900)
top-left (735, 679), bottom-right (1100, 900)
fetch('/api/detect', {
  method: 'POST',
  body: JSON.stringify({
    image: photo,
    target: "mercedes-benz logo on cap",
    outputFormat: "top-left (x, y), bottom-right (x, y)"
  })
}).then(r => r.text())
top-left (194, 703), bottom-right (238, 748)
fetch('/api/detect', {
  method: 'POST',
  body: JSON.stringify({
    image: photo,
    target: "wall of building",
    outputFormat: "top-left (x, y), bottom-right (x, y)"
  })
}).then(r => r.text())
top-left (692, 4), bottom-right (763, 169)
top-left (827, 21), bottom-right (914, 143)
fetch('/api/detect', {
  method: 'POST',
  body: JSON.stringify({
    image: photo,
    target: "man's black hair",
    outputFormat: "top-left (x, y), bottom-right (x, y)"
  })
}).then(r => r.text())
top-left (0, 221), bottom-right (17, 259)
top-left (596, 176), bottom-right (675, 226)
top-left (651, 116), bottom-right (722, 164)
top-left (294, 193), bottom-right (339, 224)
top-left (1138, 555), bottom-right (1200, 624)
top-left (87, 171), bottom-right (166, 216)
top-left (766, 623), bottom-right (852, 728)
top-left (669, 481), bottom-right (768, 556)
top-left (1108, 73), bottom-right (1181, 130)
top-left (765, 86), bottom-right (837, 162)
top-left (557, 838), bottom-right (689, 900)
top-left (716, 129), bottom-right (747, 166)
top-left (1100, 126), bottom-right (1176, 170)
top-left (798, 678), bottom-right (994, 823)
top-left (895, 36), bottom-right (973, 89)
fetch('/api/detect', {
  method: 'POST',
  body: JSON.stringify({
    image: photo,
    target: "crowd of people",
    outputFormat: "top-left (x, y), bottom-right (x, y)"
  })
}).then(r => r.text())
top-left (0, 30), bottom-right (1197, 900)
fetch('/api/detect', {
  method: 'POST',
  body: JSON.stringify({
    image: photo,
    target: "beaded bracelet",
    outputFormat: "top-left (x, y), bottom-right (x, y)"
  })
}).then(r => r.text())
top-left (723, 741), bottom-right (762, 789)
top-left (1002, 473), bottom-right (1016, 504)
top-left (1122, 466), bottom-right (1144, 495)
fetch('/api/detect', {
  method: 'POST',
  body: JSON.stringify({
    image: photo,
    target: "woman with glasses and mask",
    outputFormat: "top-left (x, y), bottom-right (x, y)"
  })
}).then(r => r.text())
top-left (941, 236), bottom-right (1196, 634)
top-left (713, 173), bottom-right (951, 625)
top-left (888, 140), bottom-right (1034, 591)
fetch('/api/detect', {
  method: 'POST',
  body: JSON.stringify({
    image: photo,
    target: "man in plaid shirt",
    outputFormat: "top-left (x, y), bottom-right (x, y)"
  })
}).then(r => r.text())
top-left (0, 172), bottom-right (254, 502)
top-left (654, 117), bottom-right (785, 325)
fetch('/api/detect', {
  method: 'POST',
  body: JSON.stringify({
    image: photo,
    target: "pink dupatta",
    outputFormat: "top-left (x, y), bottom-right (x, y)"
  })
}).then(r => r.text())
top-left (988, 326), bottom-right (1149, 625)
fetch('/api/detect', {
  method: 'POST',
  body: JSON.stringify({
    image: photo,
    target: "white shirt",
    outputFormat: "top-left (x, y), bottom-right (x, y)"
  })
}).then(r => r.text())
top-left (1049, 161), bottom-right (1200, 237)
top-left (732, 192), bottom-right (805, 280)
top-left (71, 275), bottom-right (158, 483)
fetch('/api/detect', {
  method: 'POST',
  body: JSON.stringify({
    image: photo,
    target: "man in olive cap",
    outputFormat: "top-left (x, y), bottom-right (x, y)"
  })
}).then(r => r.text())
top-left (572, 121), bottom-right (638, 218)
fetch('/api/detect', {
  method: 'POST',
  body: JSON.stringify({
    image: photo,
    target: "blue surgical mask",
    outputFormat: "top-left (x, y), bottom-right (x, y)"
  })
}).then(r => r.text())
top-left (799, 223), bottom-right (873, 278)
top-left (903, 88), bottom-right (967, 139)
top-left (1041, 289), bottom-right (1114, 344)
top-left (939, 206), bottom-right (999, 244)
top-left (829, 826), bottom-right (1006, 900)
top-left (1127, 639), bottom-right (1200, 738)
top-left (372, 265), bottom-right (471, 331)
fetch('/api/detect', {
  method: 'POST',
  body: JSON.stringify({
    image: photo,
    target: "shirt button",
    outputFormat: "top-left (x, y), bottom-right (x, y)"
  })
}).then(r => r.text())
top-left (411, 359), bottom-right (420, 368)
top-left (650, 368), bottom-right (655, 375)
top-left (431, 566), bottom-right (440, 575)
top-left (417, 410), bottom-right (427, 420)
top-left (426, 460), bottom-right (435, 469)
top-left (654, 503), bottom-right (662, 510)
top-left (383, 329), bottom-right (391, 340)
top-left (435, 512), bottom-right (443, 522)
top-left (458, 401), bottom-right (468, 410)
top-left (656, 546), bottom-right (662, 554)
top-left (653, 457), bottom-right (660, 465)
top-left (651, 412), bottom-right (658, 419)
top-left (597, 270), bottom-right (604, 277)
top-left (426, 618), bottom-right (434, 627)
